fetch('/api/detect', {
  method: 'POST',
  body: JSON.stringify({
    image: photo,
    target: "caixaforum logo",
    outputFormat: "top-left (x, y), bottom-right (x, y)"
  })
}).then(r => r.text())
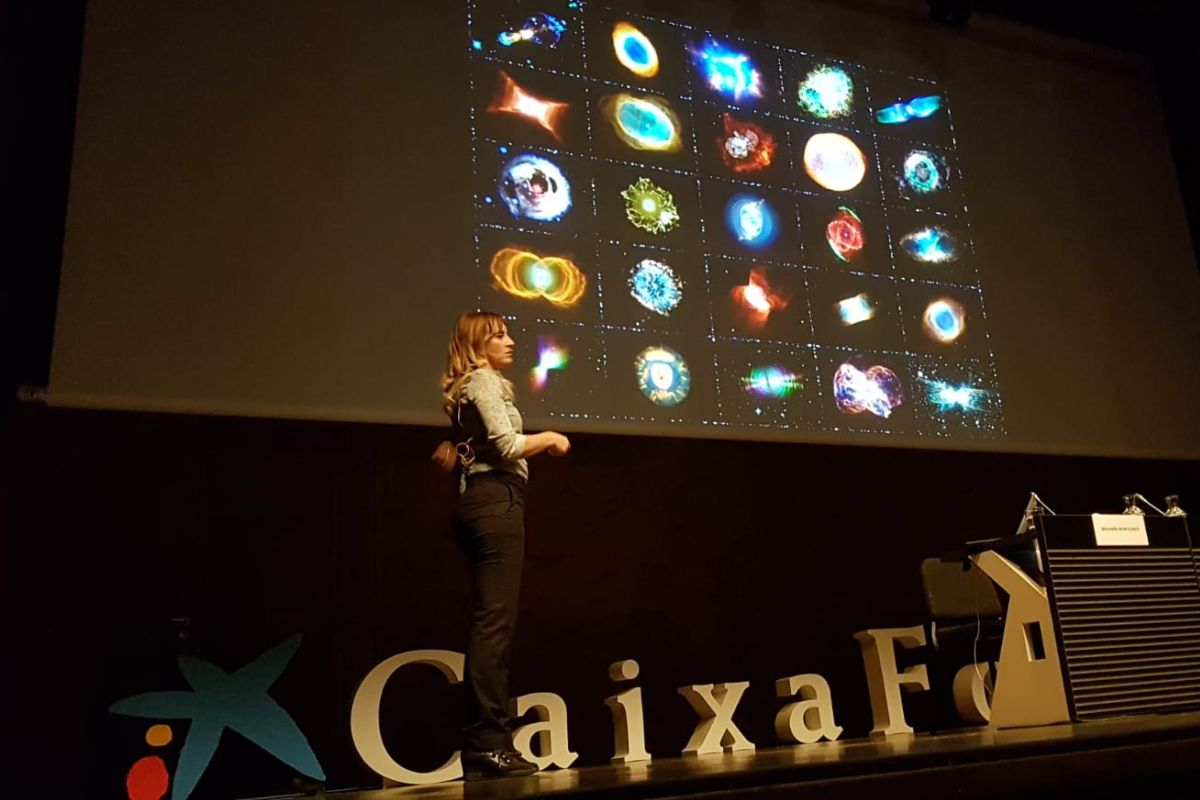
top-left (108, 635), bottom-right (324, 800)
top-left (109, 622), bottom-right (1012, 795)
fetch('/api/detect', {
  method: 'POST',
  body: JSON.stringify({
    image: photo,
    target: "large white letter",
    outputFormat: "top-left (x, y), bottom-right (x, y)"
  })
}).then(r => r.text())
top-left (774, 674), bottom-right (843, 744)
top-left (605, 659), bottom-right (651, 764)
top-left (349, 649), bottom-right (464, 786)
top-left (853, 626), bottom-right (930, 736)
top-left (510, 692), bottom-right (577, 770)
top-left (953, 663), bottom-right (992, 724)
top-left (677, 682), bottom-right (755, 756)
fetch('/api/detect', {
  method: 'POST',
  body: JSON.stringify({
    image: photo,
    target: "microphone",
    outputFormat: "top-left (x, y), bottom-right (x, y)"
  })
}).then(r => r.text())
top-left (1015, 492), bottom-right (1055, 535)
top-left (1122, 493), bottom-right (1167, 516)
top-left (1121, 494), bottom-right (1145, 515)
top-left (1165, 495), bottom-right (1187, 517)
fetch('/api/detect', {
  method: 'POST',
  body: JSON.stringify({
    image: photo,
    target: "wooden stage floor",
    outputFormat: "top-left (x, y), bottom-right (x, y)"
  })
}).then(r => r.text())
top-left (301, 711), bottom-right (1200, 800)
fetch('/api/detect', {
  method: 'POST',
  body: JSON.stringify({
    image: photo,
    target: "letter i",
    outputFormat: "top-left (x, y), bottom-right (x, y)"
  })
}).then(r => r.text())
top-left (604, 659), bottom-right (652, 764)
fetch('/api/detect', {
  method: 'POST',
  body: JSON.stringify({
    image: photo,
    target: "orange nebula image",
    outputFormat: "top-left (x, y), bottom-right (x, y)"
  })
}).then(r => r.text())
top-left (730, 266), bottom-right (789, 327)
top-left (489, 247), bottom-right (587, 308)
top-left (488, 70), bottom-right (568, 139)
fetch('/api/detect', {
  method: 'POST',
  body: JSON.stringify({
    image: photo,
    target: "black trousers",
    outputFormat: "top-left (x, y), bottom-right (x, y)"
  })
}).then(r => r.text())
top-left (453, 471), bottom-right (527, 752)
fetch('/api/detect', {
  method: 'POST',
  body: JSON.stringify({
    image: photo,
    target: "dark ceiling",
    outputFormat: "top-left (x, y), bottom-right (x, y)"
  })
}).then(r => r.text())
top-left (938, 0), bottom-right (1198, 55)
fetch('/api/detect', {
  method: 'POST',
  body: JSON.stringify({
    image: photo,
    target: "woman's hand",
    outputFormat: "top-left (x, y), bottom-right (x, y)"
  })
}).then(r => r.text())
top-left (522, 431), bottom-right (572, 458)
top-left (547, 432), bottom-right (571, 456)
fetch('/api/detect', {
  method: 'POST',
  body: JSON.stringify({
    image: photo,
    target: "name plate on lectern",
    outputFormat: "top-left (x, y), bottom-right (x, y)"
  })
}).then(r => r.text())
top-left (1090, 513), bottom-right (1149, 546)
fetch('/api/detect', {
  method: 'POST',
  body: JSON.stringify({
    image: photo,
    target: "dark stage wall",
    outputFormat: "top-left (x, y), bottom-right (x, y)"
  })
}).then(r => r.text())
top-left (4, 404), bottom-right (1198, 797)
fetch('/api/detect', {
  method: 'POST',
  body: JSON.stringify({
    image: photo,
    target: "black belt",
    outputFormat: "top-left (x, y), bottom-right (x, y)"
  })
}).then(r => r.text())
top-left (465, 469), bottom-right (527, 487)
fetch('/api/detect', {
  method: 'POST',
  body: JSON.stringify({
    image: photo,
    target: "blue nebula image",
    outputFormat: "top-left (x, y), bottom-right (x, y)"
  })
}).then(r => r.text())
top-left (923, 379), bottom-right (986, 412)
top-left (613, 22), bottom-right (658, 78)
top-left (616, 98), bottom-right (678, 149)
top-left (900, 149), bottom-right (946, 196)
top-left (497, 154), bottom-right (572, 222)
top-left (836, 293), bottom-right (875, 326)
top-left (629, 258), bottom-right (683, 316)
top-left (625, 37), bottom-right (648, 64)
top-left (498, 13), bottom-right (567, 47)
top-left (635, 346), bottom-right (691, 406)
top-left (922, 297), bottom-right (966, 343)
top-left (930, 306), bottom-right (959, 336)
top-left (725, 195), bottom-right (778, 248)
top-left (900, 226), bottom-right (959, 263)
top-left (691, 40), bottom-right (763, 101)
top-left (876, 95), bottom-right (942, 125)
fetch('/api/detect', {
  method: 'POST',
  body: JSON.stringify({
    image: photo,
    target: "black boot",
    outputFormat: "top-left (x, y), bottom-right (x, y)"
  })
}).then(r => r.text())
top-left (462, 747), bottom-right (538, 780)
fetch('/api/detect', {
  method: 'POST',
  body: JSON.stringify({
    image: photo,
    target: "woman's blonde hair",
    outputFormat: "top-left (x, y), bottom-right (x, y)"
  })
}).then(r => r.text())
top-left (440, 311), bottom-right (513, 417)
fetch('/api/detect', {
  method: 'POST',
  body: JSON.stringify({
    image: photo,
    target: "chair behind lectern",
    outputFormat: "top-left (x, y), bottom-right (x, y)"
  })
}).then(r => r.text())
top-left (919, 558), bottom-right (1004, 728)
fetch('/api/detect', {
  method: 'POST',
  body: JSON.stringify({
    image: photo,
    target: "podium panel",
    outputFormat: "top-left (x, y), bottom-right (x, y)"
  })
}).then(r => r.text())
top-left (1039, 515), bottom-right (1200, 720)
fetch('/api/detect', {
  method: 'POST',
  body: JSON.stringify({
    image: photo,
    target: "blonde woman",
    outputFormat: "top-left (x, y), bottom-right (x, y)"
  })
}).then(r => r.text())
top-left (440, 311), bottom-right (570, 779)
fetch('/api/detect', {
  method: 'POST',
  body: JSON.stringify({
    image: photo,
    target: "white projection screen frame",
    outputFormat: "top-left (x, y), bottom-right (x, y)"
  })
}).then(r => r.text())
top-left (49, 0), bottom-right (1200, 458)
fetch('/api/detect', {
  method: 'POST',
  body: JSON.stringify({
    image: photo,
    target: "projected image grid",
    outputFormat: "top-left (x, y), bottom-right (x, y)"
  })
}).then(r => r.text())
top-left (466, 0), bottom-right (1004, 440)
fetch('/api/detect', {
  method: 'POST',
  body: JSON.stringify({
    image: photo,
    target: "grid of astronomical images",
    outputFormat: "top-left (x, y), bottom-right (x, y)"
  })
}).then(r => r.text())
top-left (466, 0), bottom-right (1005, 439)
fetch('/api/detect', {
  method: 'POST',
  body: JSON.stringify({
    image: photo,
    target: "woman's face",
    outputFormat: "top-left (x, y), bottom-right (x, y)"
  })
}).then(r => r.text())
top-left (482, 324), bottom-right (515, 371)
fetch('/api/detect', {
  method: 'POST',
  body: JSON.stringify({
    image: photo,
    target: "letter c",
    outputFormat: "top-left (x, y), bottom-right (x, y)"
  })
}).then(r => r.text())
top-left (349, 649), bottom-right (465, 785)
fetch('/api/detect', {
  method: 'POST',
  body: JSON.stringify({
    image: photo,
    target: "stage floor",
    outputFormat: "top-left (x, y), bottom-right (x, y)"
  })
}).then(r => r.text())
top-left (312, 712), bottom-right (1200, 799)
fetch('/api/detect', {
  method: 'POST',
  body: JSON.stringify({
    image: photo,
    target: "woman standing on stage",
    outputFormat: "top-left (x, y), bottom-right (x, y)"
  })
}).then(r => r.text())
top-left (439, 311), bottom-right (571, 779)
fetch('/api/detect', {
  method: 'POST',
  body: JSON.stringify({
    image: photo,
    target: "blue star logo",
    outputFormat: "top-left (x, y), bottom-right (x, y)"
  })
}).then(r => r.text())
top-left (110, 635), bottom-right (324, 800)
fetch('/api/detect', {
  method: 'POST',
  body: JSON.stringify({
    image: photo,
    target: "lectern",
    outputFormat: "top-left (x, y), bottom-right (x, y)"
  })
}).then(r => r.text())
top-left (970, 514), bottom-right (1200, 728)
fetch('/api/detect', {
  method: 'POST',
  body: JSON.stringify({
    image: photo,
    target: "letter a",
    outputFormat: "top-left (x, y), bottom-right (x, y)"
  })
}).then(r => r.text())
top-left (677, 682), bottom-right (755, 756)
top-left (510, 692), bottom-right (578, 770)
top-left (774, 674), bottom-right (843, 744)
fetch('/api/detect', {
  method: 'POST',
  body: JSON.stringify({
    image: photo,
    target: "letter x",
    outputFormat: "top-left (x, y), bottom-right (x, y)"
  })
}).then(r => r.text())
top-left (677, 682), bottom-right (756, 755)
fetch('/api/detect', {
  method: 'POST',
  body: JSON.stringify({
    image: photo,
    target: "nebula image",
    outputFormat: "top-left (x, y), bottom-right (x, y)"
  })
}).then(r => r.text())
top-left (876, 94), bottom-right (942, 125)
top-left (921, 378), bottom-right (986, 412)
top-left (497, 12), bottom-right (567, 47)
top-left (489, 247), bottom-right (587, 308)
top-left (600, 93), bottom-right (682, 152)
top-left (803, 133), bottom-right (867, 192)
top-left (621, 177), bottom-right (680, 234)
top-left (725, 194), bottom-right (778, 248)
top-left (826, 206), bottom-right (864, 261)
top-left (531, 336), bottom-right (569, 390)
top-left (488, 70), bottom-right (568, 139)
top-left (900, 226), bottom-right (960, 263)
top-left (718, 113), bottom-right (776, 173)
top-left (836, 293), bottom-right (875, 326)
top-left (690, 39), bottom-right (763, 101)
top-left (923, 297), bottom-right (966, 343)
top-left (612, 21), bottom-right (659, 78)
top-left (900, 149), bottom-right (946, 197)
top-left (629, 258), bottom-right (683, 316)
top-left (833, 363), bottom-right (904, 418)
top-left (742, 366), bottom-right (802, 398)
top-left (635, 346), bottom-right (691, 406)
top-left (796, 64), bottom-right (854, 119)
top-left (497, 154), bottom-right (571, 222)
top-left (731, 266), bottom-right (789, 327)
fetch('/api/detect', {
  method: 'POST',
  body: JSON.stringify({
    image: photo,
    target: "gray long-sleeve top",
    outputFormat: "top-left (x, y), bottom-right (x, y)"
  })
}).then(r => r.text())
top-left (455, 368), bottom-right (529, 482)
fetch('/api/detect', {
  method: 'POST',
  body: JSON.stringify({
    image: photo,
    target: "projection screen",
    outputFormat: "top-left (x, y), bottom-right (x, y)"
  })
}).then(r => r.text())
top-left (49, 0), bottom-right (1200, 458)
